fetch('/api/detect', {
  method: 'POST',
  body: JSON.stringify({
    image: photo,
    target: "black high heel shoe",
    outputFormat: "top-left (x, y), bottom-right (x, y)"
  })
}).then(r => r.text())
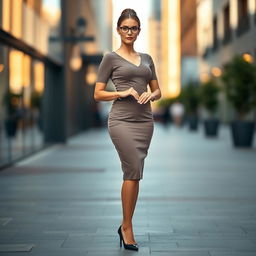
top-left (117, 225), bottom-right (139, 251)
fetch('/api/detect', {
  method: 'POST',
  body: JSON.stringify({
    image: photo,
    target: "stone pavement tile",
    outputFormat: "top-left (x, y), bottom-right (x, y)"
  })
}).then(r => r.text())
top-left (209, 251), bottom-right (256, 256)
top-left (140, 227), bottom-right (175, 235)
top-left (61, 234), bottom-right (93, 248)
top-left (151, 251), bottom-right (210, 256)
top-left (150, 234), bottom-right (199, 242)
top-left (43, 225), bottom-right (97, 233)
top-left (177, 238), bottom-right (256, 250)
top-left (199, 233), bottom-right (256, 239)
top-left (0, 244), bottom-right (34, 252)
top-left (0, 230), bottom-right (17, 241)
top-left (92, 235), bottom-right (121, 243)
top-left (86, 246), bottom-right (150, 255)
top-left (150, 241), bottom-right (178, 251)
top-left (0, 217), bottom-right (12, 226)
top-left (12, 231), bottom-right (68, 240)
top-left (149, 234), bottom-right (174, 242)
top-left (227, 240), bottom-right (256, 250)
top-left (17, 239), bottom-right (64, 249)
top-left (0, 239), bottom-right (65, 254)
top-left (173, 225), bottom-right (246, 235)
top-left (26, 246), bottom-right (88, 255)
top-left (241, 225), bottom-right (256, 233)
top-left (0, 248), bottom-right (89, 256)
top-left (173, 229), bottom-right (201, 235)
top-left (0, 254), bottom-right (32, 256)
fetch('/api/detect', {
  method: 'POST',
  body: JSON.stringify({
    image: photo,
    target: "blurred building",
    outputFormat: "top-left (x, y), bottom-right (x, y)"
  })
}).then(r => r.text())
top-left (147, 0), bottom-right (162, 111)
top-left (197, 0), bottom-right (256, 121)
top-left (180, 0), bottom-right (199, 86)
top-left (161, 0), bottom-right (181, 98)
top-left (0, 0), bottom-right (112, 169)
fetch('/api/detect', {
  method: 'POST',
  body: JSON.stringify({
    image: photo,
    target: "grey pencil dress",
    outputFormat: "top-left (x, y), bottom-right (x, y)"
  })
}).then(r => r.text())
top-left (96, 51), bottom-right (158, 180)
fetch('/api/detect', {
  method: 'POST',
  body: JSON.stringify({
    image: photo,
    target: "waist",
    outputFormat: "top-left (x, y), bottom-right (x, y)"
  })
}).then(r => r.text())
top-left (109, 100), bottom-right (153, 121)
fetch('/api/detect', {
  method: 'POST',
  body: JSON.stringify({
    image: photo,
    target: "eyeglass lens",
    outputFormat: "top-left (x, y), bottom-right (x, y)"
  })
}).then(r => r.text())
top-left (120, 26), bottom-right (139, 33)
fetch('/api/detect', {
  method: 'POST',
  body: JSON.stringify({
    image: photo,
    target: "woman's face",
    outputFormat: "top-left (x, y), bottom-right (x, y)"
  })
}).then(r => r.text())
top-left (117, 18), bottom-right (140, 45)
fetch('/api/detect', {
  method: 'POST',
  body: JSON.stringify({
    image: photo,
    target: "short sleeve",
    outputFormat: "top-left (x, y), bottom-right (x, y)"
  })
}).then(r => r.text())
top-left (96, 53), bottom-right (113, 83)
top-left (149, 55), bottom-right (158, 81)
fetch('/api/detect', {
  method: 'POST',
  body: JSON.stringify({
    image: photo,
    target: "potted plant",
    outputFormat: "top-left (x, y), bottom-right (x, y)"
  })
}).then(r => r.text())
top-left (221, 55), bottom-right (256, 147)
top-left (2, 90), bottom-right (22, 138)
top-left (31, 91), bottom-right (43, 131)
top-left (199, 78), bottom-right (220, 137)
top-left (180, 81), bottom-right (200, 131)
top-left (156, 97), bottom-right (177, 126)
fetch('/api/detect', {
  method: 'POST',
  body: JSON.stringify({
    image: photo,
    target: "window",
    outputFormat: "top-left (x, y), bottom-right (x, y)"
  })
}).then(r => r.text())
top-left (1, 0), bottom-right (62, 62)
top-left (255, 0), bottom-right (256, 24)
top-left (0, 47), bottom-right (46, 168)
top-left (0, 44), bottom-right (10, 167)
top-left (223, 3), bottom-right (231, 44)
top-left (237, 0), bottom-right (250, 36)
top-left (212, 15), bottom-right (218, 51)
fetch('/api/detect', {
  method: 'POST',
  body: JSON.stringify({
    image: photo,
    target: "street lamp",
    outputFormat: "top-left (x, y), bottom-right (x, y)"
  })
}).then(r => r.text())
top-left (85, 64), bottom-right (97, 85)
top-left (50, 16), bottom-right (95, 71)
top-left (69, 17), bottom-right (87, 71)
top-left (70, 44), bottom-right (82, 71)
top-left (76, 17), bottom-right (87, 36)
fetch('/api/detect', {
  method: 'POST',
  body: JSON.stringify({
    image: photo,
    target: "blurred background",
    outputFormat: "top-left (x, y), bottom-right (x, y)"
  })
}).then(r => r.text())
top-left (0, 0), bottom-right (256, 169)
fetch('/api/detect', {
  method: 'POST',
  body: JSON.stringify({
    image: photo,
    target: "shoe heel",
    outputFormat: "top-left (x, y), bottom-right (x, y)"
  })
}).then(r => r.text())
top-left (118, 225), bottom-right (122, 247)
top-left (119, 236), bottom-right (122, 247)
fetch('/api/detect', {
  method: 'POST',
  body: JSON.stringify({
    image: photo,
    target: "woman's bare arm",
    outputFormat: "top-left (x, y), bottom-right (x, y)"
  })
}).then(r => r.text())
top-left (94, 82), bottom-right (140, 101)
top-left (94, 82), bottom-right (121, 101)
top-left (149, 79), bottom-right (162, 101)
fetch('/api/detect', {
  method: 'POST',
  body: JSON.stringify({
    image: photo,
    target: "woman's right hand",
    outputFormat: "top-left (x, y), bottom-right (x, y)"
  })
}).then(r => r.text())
top-left (119, 87), bottom-right (139, 100)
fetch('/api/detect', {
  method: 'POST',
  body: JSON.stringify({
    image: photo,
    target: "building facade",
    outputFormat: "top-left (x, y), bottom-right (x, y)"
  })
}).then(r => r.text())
top-left (197, 0), bottom-right (256, 121)
top-left (0, 0), bottom-right (112, 169)
top-left (180, 0), bottom-right (199, 86)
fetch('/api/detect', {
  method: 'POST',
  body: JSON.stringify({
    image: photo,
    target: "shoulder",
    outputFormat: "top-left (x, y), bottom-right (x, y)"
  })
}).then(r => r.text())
top-left (98, 52), bottom-right (116, 67)
top-left (141, 52), bottom-right (154, 62)
top-left (101, 51), bottom-right (115, 61)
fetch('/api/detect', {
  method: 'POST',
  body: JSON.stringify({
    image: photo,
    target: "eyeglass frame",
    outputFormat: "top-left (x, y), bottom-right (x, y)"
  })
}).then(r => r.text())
top-left (119, 26), bottom-right (140, 34)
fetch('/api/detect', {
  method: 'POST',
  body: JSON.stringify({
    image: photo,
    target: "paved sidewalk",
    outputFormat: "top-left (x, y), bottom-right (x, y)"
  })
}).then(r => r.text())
top-left (0, 123), bottom-right (256, 256)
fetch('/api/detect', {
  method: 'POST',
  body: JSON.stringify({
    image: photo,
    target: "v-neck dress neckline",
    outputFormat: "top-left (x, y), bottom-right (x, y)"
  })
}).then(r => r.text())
top-left (112, 51), bottom-right (142, 67)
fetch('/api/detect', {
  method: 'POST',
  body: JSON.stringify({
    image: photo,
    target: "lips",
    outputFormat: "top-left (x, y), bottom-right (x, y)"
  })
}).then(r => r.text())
top-left (126, 37), bottom-right (133, 40)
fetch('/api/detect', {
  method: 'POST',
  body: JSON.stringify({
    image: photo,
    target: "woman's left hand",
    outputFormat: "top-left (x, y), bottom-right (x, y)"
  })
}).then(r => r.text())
top-left (138, 92), bottom-right (154, 104)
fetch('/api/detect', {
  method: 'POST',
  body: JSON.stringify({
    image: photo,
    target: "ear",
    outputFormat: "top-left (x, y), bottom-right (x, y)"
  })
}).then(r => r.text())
top-left (116, 27), bottom-right (121, 35)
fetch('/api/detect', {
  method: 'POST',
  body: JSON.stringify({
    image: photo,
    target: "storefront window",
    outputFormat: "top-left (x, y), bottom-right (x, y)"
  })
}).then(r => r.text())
top-left (0, 44), bottom-right (10, 166)
top-left (31, 60), bottom-right (44, 150)
top-left (42, 0), bottom-right (62, 62)
top-left (0, 0), bottom-right (53, 168)
top-left (9, 49), bottom-right (24, 160)
top-left (0, 48), bottom-right (46, 168)
top-left (11, 0), bottom-right (23, 38)
top-left (1, 0), bottom-right (62, 62)
top-left (1, 0), bottom-right (11, 32)
top-left (22, 54), bottom-right (33, 154)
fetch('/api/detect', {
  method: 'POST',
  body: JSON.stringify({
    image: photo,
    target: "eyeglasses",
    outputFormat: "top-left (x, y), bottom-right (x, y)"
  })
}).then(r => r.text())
top-left (119, 26), bottom-right (140, 33)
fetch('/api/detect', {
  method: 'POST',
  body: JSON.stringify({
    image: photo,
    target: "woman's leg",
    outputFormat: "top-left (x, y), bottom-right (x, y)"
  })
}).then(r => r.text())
top-left (121, 179), bottom-right (140, 244)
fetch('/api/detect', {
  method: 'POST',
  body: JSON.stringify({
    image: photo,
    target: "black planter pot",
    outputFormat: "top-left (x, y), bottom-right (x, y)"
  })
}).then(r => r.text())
top-left (204, 118), bottom-right (219, 137)
top-left (188, 115), bottom-right (198, 131)
top-left (230, 120), bottom-right (255, 147)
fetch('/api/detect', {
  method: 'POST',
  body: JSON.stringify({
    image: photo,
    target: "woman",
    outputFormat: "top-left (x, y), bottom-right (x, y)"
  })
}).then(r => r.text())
top-left (94, 8), bottom-right (161, 251)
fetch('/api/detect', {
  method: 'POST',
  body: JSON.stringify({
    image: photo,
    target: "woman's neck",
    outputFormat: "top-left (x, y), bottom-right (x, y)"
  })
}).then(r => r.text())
top-left (117, 44), bottom-right (137, 55)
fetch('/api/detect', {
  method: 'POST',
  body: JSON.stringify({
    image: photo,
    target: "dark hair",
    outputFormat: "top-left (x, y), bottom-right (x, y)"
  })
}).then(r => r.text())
top-left (117, 8), bottom-right (141, 28)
